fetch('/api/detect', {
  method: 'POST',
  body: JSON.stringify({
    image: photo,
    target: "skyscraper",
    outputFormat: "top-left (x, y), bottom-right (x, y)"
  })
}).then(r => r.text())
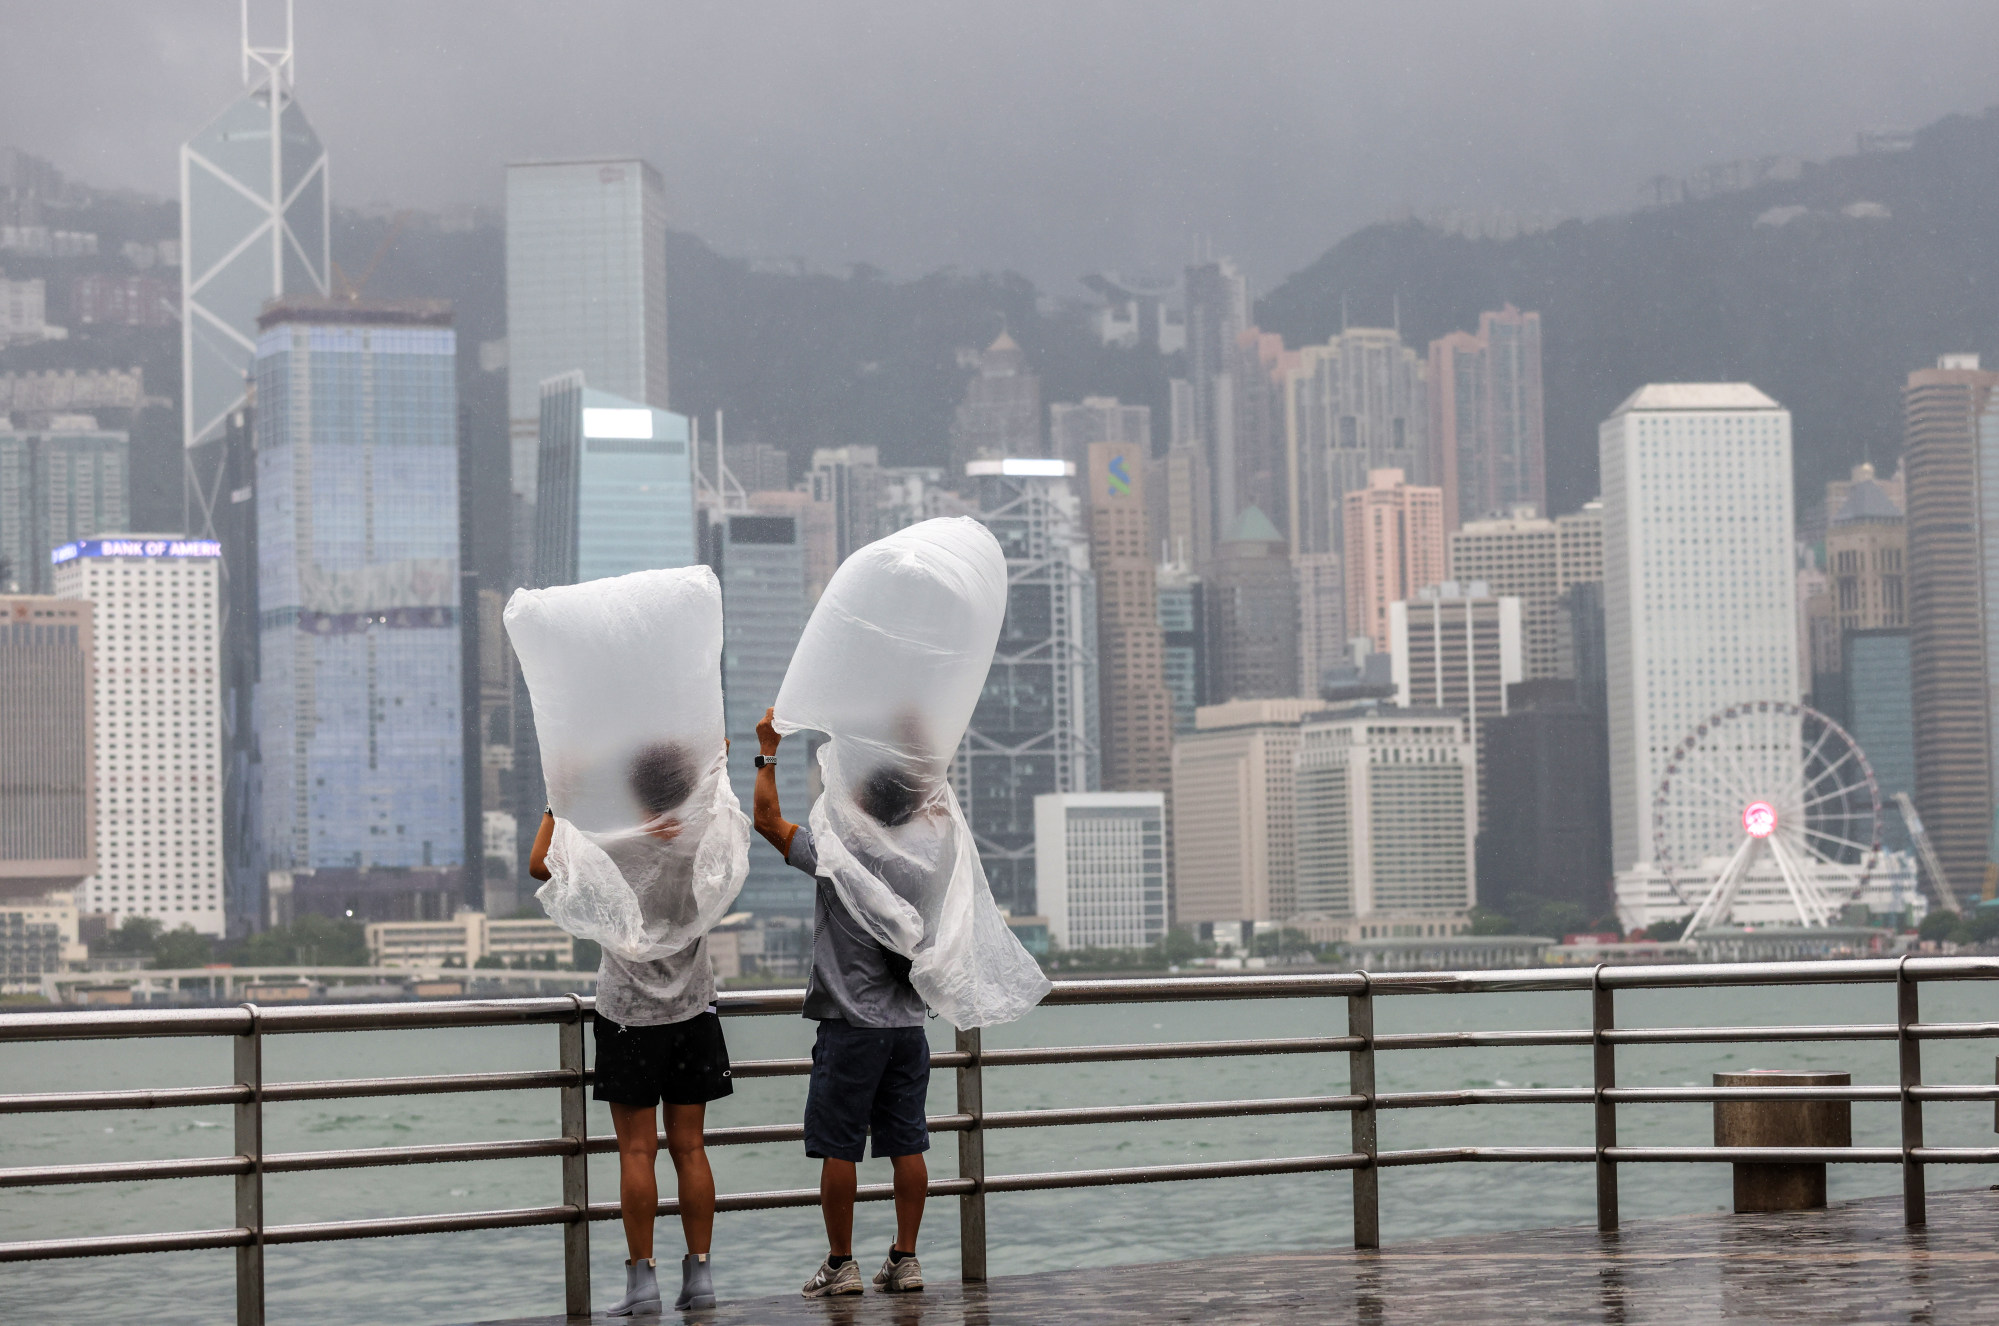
top-left (949, 333), bottom-right (1042, 469)
top-left (1155, 561), bottom-right (1207, 734)
top-left (1814, 467), bottom-right (1907, 715)
top-left (1447, 501), bottom-right (1603, 681)
top-left (958, 460), bottom-right (1100, 915)
top-left (1221, 330), bottom-right (1294, 536)
top-left (532, 373), bottom-right (696, 588)
top-left (1903, 355), bottom-right (1999, 904)
top-left (1469, 678), bottom-right (1609, 923)
top-left (180, 9), bottom-right (329, 458)
top-left (1081, 440), bottom-right (1172, 795)
top-left (1170, 698), bottom-right (1324, 925)
top-left (505, 159), bottom-right (670, 573)
top-left (1293, 552), bottom-right (1345, 699)
top-left (807, 445), bottom-right (887, 563)
top-left (1183, 257), bottom-right (1249, 465)
top-left (1285, 327), bottom-right (1430, 557)
top-left (53, 538), bottom-right (223, 935)
top-left (253, 299), bottom-right (464, 923)
top-left (1843, 629), bottom-right (1915, 855)
top-left (1151, 439), bottom-right (1213, 568)
top-left (1427, 306), bottom-right (1545, 529)
top-left (1344, 468), bottom-right (1446, 655)
top-left (1390, 582), bottom-right (1523, 828)
top-left (1294, 701), bottom-right (1477, 922)
top-left (1032, 791), bottom-right (1168, 950)
top-left (1204, 506), bottom-right (1299, 703)
top-left (0, 417), bottom-right (128, 593)
top-left (709, 511), bottom-right (812, 919)
top-left (0, 595), bottom-right (93, 900)
top-left (1600, 384), bottom-right (1795, 873)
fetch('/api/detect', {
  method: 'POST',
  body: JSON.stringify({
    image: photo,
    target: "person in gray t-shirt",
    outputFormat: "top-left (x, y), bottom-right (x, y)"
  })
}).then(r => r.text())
top-left (753, 709), bottom-right (930, 1298)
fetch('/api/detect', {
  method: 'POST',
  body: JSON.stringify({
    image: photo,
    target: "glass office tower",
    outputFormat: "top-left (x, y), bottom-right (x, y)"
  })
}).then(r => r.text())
top-left (533, 373), bottom-right (696, 587)
top-left (1, 419), bottom-right (129, 593)
top-left (253, 298), bottom-right (465, 922)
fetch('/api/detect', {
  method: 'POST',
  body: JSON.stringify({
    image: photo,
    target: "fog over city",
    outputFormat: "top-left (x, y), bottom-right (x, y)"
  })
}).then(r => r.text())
top-left (5, 0), bottom-right (1999, 284)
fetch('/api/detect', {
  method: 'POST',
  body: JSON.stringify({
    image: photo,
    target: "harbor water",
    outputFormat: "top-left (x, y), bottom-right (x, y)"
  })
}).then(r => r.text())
top-left (3, 980), bottom-right (1996, 1324)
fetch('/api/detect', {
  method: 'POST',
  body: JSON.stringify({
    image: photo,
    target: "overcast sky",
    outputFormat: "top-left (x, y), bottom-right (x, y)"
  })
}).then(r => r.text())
top-left (7, 1), bottom-right (1999, 293)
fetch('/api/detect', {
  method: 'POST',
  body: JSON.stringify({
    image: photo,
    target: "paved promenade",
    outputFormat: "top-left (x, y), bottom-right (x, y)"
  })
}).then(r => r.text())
top-left (468, 1186), bottom-right (1999, 1324)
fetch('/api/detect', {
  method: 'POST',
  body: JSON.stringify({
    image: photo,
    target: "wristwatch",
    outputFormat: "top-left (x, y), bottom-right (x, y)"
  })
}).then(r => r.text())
top-left (754, 755), bottom-right (777, 769)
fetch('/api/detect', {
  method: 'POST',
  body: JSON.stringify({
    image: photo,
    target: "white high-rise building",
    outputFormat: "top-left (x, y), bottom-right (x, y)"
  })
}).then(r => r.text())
top-left (53, 537), bottom-right (224, 935)
top-left (1601, 385), bottom-right (1796, 871)
top-left (1033, 792), bottom-right (1168, 950)
top-left (1447, 502), bottom-right (1603, 680)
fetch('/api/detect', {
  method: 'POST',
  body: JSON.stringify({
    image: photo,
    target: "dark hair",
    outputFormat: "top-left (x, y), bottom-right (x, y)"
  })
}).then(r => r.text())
top-left (859, 766), bottom-right (927, 827)
top-left (628, 742), bottom-right (699, 819)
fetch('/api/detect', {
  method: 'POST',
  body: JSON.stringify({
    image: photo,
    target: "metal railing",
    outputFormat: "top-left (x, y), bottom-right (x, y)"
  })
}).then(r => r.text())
top-left (4, 956), bottom-right (1999, 1323)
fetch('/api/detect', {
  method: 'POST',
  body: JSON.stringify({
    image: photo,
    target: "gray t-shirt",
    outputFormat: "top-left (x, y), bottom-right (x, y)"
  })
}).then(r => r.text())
top-left (788, 826), bottom-right (928, 1028)
top-left (595, 936), bottom-right (716, 1027)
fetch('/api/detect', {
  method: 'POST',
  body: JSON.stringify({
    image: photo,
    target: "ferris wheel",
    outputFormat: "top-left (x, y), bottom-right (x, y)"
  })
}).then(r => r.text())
top-left (1651, 700), bottom-right (1881, 932)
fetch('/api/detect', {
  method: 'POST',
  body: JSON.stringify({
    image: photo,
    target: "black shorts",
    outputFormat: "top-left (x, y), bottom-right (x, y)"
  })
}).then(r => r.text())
top-left (592, 1011), bottom-right (734, 1108)
top-left (802, 1020), bottom-right (930, 1163)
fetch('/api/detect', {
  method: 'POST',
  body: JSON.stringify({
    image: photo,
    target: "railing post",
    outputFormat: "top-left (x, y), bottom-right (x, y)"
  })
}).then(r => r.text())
top-left (956, 1025), bottom-right (987, 1282)
top-left (1897, 956), bottom-right (1925, 1227)
top-left (234, 1004), bottom-right (264, 1326)
top-left (559, 994), bottom-right (590, 1315)
top-left (1347, 972), bottom-right (1378, 1249)
top-left (1592, 966), bottom-right (1618, 1233)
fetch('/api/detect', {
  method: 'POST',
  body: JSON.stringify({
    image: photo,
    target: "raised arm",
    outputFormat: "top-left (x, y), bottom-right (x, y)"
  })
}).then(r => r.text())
top-left (527, 808), bottom-right (555, 881)
top-left (752, 707), bottom-right (799, 858)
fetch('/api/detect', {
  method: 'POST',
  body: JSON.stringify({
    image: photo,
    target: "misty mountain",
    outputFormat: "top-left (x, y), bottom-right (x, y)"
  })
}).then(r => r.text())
top-left (1259, 107), bottom-right (1999, 517)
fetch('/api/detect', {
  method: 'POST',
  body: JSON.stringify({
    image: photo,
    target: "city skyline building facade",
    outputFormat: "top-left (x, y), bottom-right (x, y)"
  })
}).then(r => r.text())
top-left (505, 159), bottom-right (670, 575)
top-left (1345, 468), bottom-right (1446, 655)
top-left (1427, 306), bottom-right (1546, 529)
top-left (1286, 327), bottom-right (1431, 559)
top-left (1473, 678), bottom-right (1611, 923)
top-left (1903, 355), bottom-right (1999, 904)
top-left (1204, 505), bottom-right (1300, 703)
top-left (1293, 551), bottom-right (1345, 699)
top-left (1032, 791), bottom-right (1168, 951)
top-left (54, 538), bottom-right (223, 934)
top-left (807, 445), bottom-right (887, 563)
top-left (1293, 702), bottom-right (1477, 921)
top-left (1843, 628), bottom-right (1916, 855)
top-left (1600, 383), bottom-right (1797, 873)
top-left (1156, 561), bottom-right (1206, 734)
top-left (0, 594), bottom-right (93, 899)
top-left (1183, 257), bottom-right (1250, 534)
top-left (253, 299), bottom-right (465, 923)
top-left (948, 333), bottom-right (1042, 469)
top-left (958, 461), bottom-right (1100, 916)
top-left (1081, 441), bottom-right (1173, 795)
top-left (1446, 501), bottom-right (1603, 681)
top-left (1170, 698), bottom-right (1325, 926)
top-left (1051, 396), bottom-right (1149, 471)
top-left (1, 417), bottom-right (128, 593)
top-left (1390, 582), bottom-right (1523, 829)
top-left (531, 373), bottom-right (696, 587)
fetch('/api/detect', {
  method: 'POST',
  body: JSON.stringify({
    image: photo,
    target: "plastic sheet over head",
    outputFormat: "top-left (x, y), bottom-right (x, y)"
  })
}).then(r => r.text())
top-left (773, 517), bottom-right (1052, 1027)
top-left (504, 566), bottom-right (749, 961)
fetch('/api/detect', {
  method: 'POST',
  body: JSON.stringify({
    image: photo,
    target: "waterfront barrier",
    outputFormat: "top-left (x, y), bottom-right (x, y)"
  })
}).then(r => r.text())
top-left (3, 956), bottom-right (1999, 1324)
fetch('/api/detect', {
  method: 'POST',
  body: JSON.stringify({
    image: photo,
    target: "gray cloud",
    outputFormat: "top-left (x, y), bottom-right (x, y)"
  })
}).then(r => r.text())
top-left (5, 0), bottom-right (1998, 291)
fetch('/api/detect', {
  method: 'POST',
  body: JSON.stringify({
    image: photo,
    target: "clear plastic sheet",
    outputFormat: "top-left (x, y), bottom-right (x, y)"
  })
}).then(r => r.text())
top-left (503, 566), bottom-right (749, 960)
top-left (773, 516), bottom-right (1052, 1027)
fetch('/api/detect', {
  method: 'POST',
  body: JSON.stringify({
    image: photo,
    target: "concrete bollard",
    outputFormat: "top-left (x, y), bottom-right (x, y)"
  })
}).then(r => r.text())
top-left (1713, 1070), bottom-right (1852, 1213)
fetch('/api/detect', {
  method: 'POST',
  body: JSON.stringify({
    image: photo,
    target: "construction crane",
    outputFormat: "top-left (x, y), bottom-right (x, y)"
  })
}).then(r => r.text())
top-left (1892, 792), bottom-right (1961, 915)
top-left (330, 209), bottom-right (411, 301)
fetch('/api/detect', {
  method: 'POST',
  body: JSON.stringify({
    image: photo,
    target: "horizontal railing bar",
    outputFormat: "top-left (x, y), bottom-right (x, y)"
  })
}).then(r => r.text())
top-left (978, 1035), bottom-right (1362, 1067)
top-left (0, 1154), bottom-right (250, 1188)
top-left (262, 1204), bottom-right (577, 1245)
top-left (264, 1137), bottom-right (575, 1174)
top-left (982, 1152), bottom-right (1367, 1192)
top-left (1910, 1085), bottom-right (1999, 1102)
top-left (1604, 1085), bottom-right (1902, 1103)
top-left (1378, 1088), bottom-right (1595, 1108)
top-left (983, 1095), bottom-right (1362, 1130)
top-left (1909, 1020), bottom-right (1999, 1041)
top-left (1603, 1023), bottom-right (1895, 1045)
top-left (252, 998), bottom-right (587, 1035)
top-left (1040, 974), bottom-right (1366, 1004)
top-left (1911, 1147), bottom-right (1999, 1162)
top-left (263, 1069), bottom-right (580, 1103)
top-left (0, 1084), bottom-right (252, 1114)
top-left (0, 1007), bottom-right (256, 1042)
top-left (1379, 1146), bottom-right (1596, 1165)
top-left (1605, 1147), bottom-right (1903, 1163)
top-left (1373, 1029), bottom-right (1593, 1051)
top-left (0, 1226), bottom-right (252, 1262)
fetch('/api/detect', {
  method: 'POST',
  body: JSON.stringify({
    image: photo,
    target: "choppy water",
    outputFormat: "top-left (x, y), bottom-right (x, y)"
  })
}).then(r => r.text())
top-left (3, 980), bottom-right (1997, 1324)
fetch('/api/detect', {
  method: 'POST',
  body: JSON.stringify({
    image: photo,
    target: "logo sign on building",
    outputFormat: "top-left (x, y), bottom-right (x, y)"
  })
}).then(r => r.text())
top-left (1106, 454), bottom-right (1133, 497)
top-left (52, 538), bottom-right (223, 564)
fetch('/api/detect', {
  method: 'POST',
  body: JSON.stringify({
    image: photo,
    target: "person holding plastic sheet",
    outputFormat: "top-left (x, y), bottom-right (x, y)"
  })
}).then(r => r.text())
top-left (755, 517), bottom-right (1052, 1298)
top-left (507, 566), bottom-right (751, 1315)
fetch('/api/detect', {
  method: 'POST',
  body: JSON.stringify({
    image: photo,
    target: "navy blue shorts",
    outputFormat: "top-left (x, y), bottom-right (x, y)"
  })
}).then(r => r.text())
top-left (802, 1020), bottom-right (931, 1163)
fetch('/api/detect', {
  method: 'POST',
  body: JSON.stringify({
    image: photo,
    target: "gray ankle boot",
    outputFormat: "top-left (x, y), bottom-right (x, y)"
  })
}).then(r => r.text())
top-left (677, 1253), bottom-right (716, 1310)
top-left (607, 1257), bottom-right (662, 1316)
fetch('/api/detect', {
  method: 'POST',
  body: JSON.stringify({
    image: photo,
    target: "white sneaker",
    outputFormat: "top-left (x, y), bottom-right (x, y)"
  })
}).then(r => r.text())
top-left (801, 1257), bottom-right (864, 1297)
top-left (873, 1251), bottom-right (924, 1293)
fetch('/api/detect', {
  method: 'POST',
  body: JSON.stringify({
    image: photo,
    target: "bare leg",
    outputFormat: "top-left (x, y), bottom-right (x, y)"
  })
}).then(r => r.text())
top-left (663, 1102), bottom-right (714, 1255)
top-left (609, 1102), bottom-right (660, 1260)
top-left (820, 1157), bottom-right (858, 1255)
top-left (890, 1152), bottom-right (927, 1252)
